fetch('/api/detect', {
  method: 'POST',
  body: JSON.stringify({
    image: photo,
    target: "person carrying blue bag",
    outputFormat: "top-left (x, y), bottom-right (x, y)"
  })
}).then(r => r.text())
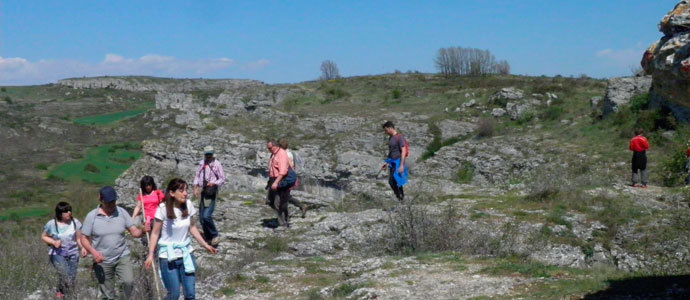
top-left (265, 140), bottom-right (297, 227)
top-left (380, 121), bottom-right (409, 202)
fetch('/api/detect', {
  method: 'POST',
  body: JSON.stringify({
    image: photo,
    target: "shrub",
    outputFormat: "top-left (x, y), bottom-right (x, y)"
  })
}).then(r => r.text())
top-left (333, 283), bottom-right (366, 297)
top-left (83, 163), bottom-right (100, 173)
top-left (378, 200), bottom-right (525, 256)
top-left (635, 109), bottom-right (677, 133)
top-left (476, 118), bottom-right (495, 138)
top-left (541, 106), bottom-right (564, 121)
top-left (34, 163), bottom-right (48, 170)
top-left (3, 96), bottom-right (12, 104)
top-left (455, 162), bottom-right (475, 183)
top-left (630, 93), bottom-right (650, 113)
top-left (660, 146), bottom-right (688, 187)
top-left (1, 87), bottom-right (6, 92)
top-left (516, 112), bottom-right (535, 125)
top-left (392, 89), bottom-right (401, 99)
top-left (265, 236), bottom-right (288, 253)
top-left (325, 87), bottom-right (349, 98)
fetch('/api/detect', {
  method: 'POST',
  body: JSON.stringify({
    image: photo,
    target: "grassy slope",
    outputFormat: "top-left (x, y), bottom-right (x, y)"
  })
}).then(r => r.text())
top-left (49, 143), bottom-right (142, 184)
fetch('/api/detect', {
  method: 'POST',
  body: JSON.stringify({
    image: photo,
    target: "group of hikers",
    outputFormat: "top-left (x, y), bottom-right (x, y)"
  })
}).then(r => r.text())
top-left (41, 120), bottom-right (690, 299)
top-left (40, 121), bottom-right (410, 299)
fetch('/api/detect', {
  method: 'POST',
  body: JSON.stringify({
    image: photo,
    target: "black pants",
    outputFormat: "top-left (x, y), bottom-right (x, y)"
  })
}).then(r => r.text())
top-left (267, 178), bottom-right (291, 224)
top-left (631, 151), bottom-right (648, 185)
top-left (389, 168), bottom-right (404, 201)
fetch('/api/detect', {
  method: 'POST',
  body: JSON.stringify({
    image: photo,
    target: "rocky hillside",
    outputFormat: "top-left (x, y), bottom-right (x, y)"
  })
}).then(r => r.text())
top-left (98, 72), bottom-right (690, 299)
top-left (5, 70), bottom-right (690, 299)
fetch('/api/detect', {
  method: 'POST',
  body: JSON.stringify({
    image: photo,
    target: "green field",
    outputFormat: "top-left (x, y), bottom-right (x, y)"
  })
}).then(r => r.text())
top-left (73, 108), bottom-right (148, 125)
top-left (49, 143), bottom-right (142, 185)
top-left (0, 206), bottom-right (51, 221)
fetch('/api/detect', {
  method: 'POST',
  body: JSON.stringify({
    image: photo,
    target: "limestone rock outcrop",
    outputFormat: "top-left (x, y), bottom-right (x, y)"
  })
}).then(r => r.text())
top-left (58, 76), bottom-right (264, 92)
top-left (601, 76), bottom-right (652, 115)
top-left (642, 0), bottom-right (690, 121)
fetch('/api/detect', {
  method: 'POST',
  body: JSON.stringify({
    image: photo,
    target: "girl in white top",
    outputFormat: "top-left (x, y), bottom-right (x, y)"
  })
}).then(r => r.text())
top-left (145, 178), bottom-right (217, 300)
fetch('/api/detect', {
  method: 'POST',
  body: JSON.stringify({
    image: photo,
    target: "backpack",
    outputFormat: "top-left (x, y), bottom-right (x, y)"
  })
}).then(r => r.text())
top-left (395, 134), bottom-right (410, 158)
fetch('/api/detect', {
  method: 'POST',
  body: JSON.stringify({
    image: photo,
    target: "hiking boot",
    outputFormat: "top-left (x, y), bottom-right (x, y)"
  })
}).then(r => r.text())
top-left (300, 205), bottom-right (308, 218)
top-left (55, 292), bottom-right (64, 299)
top-left (211, 236), bottom-right (220, 247)
top-left (631, 183), bottom-right (638, 187)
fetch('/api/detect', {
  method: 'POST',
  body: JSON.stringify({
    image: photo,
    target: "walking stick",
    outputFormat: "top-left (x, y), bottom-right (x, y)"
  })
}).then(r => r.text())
top-left (141, 188), bottom-right (162, 300)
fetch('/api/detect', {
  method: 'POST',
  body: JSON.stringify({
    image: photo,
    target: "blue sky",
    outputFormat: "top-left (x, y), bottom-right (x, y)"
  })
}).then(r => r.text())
top-left (0, 0), bottom-right (678, 85)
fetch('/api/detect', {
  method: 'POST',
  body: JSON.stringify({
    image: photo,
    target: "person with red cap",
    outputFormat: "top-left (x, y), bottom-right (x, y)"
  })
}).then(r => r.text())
top-left (629, 129), bottom-right (649, 188)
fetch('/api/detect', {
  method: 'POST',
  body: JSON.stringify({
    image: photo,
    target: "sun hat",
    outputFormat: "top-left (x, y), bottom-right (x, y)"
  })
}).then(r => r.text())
top-left (203, 146), bottom-right (214, 154)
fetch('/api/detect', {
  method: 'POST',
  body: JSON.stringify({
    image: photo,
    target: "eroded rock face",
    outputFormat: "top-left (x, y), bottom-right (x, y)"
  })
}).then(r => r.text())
top-left (602, 76), bottom-right (653, 115)
top-left (642, 1), bottom-right (690, 121)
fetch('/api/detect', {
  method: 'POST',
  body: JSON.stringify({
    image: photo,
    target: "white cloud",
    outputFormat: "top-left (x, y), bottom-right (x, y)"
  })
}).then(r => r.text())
top-left (0, 54), bottom-right (246, 85)
top-left (595, 46), bottom-right (644, 68)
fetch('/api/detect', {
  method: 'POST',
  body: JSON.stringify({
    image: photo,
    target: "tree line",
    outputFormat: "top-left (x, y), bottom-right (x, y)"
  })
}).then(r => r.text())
top-left (434, 47), bottom-right (510, 76)
top-left (318, 46), bottom-right (510, 80)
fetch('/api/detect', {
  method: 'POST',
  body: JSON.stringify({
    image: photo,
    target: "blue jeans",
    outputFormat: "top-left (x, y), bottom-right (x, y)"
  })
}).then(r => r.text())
top-left (159, 256), bottom-right (196, 300)
top-left (199, 197), bottom-right (217, 241)
top-left (50, 254), bottom-right (79, 295)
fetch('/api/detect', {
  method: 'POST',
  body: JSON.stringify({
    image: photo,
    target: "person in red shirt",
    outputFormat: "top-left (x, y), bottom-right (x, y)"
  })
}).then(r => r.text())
top-left (131, 176), bottom-right (164, 232)
top-left (629, 129), bottom-right (649, 188)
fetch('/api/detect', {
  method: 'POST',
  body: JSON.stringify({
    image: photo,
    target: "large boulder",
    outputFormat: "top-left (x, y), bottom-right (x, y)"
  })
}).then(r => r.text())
top-left (642, 1), bottom-right (690, 121)
top-left (601, 76), bottom-right (652, 115)
top-left (489, 87), bottom-right (524, 104)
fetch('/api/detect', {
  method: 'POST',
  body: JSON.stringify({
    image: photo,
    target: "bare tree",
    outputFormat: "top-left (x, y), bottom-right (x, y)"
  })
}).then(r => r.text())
top-left (434, 48), bottom-right (450, 76)
top-left (320, 60), bottom-right (340, 80)
top-left (434, 47), bottom-right (510, 76)
top-left (496, 60), bottom-right (510, 75)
